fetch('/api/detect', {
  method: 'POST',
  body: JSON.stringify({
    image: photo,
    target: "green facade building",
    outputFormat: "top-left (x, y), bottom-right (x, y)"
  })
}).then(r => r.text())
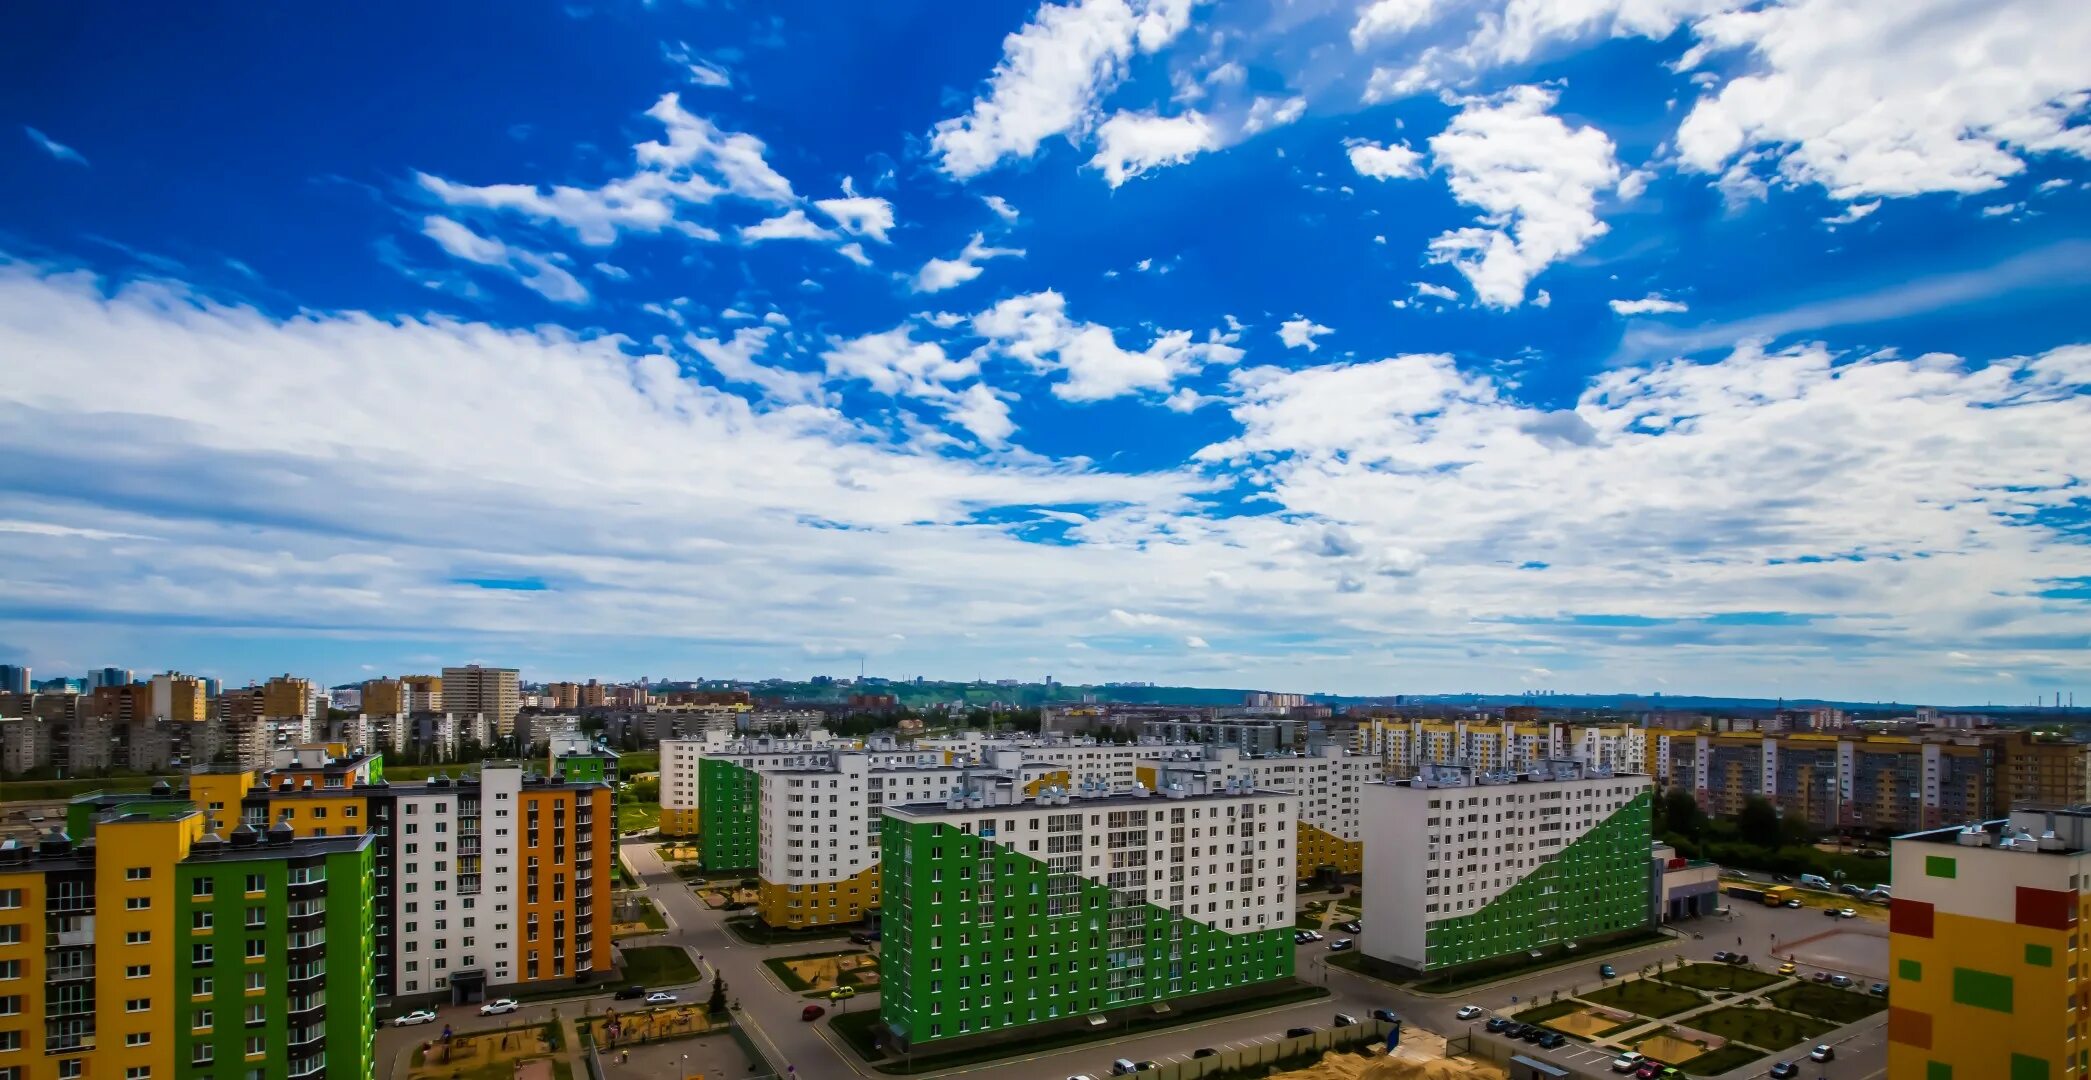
top-left (699, 757), bottom-right (761, 871)
top-left (879, 777), bottom-right (1299, 1051)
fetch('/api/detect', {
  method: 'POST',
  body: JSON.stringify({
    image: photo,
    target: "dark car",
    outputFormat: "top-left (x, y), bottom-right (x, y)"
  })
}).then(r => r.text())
top-left (1135, 1062), bottom-right (1159, 1073)
top-left (849, 931), bottom-right (872, 944)
top-left (1192, 1049), bottom-right (1219, 1059)
top-left (1333, 1013), bottom-right (1358, 1028)
top-left (1768, 1064), bottom-right (1798, 1079)
top-left (614, 986), bottom-right (647, 1000)
top-left (1840, 883), bottom-right (1865, 896)
top-left (1485, 1017), bottom-right (1513, 1033)
top-left (1869, 982), bottom-right (1888, 996)
top-left (1520, 1025), bottom-right (1547, 1043)
top-left (1536, 1032), bottom-right (1567, 1049)
top-left (1371, 1008), bottom-right (1401, 1024)
top-left (1598, 964), bottom-right (1616, 979)
top-left (1731, 954), bottom-right (1750, 966)
top-left (1286, 1027), bottom-right (1316, 1039)
top-left (1823, 906), bottom-right (1841, 917)
top-left (1711, 950), bottom-right (1732, 962)
top-left (800, 1004), bottom-right (825, 1021)
top-left (1813, 971), bottom-right (1832, 983)
top-left (1341, 920), bottom-right (1362, 933)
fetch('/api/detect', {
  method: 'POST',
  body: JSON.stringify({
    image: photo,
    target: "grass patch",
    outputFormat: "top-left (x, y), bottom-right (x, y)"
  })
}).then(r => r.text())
top-left (1655, 962), bottom-right (1785, 993)
top-left (724, 916), bottom-right (859, 945)
top-left (829, 983), bottom-right (1333, 1073)
top-left (1294, 912), bottom-right (1322, 929)
top-left (1679, 1043), bottom-right (1766, 1074)
top-left (1579, 979), bottom-right (1707, 1019)
top-left (618, 945), bottom-right (700, 988)
top-left (616, 799), bottom-right (660, 835)
top-left (1691, 1005), bottom-right (1833, 1050)
top-left (1510, 1000), bottom-right (1584, 1025)
top-left (1410, 929), bottom-right (1670, 994)
top-left (0, 775), bottom-right (169, 800)
top-left (1767, 983), bottom-right (1887, 1026)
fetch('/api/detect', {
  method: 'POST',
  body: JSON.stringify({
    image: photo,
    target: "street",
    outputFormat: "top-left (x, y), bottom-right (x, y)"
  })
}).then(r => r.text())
top-left (378, 844), bottom-right (1887, 1079)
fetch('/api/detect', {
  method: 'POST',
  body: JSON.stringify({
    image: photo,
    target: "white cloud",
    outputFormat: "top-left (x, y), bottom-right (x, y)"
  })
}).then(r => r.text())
top-left (1241, 96), bottom-right (1307, 135)
top-left (820, 327), bottom-right (1011, 444)
top-left (1109, 608), bottom-right (1175, 627)
top-left (592, 262), bottom-right (630, 280)
top-left (739, 208), bottom-right (837, 243)
top-left (1184, 635), bottom-right (1210, 648)
top-left (1615, 167), bottom-right (1654, 201)
top-left (687, 61), bottom-right (732, 88)
top-left (1350, 0), bottom-right (1442, 49)
top-left (721, 307), bottom-right (755, 321)
top-left (836, 242), bottom-right (872, 268)
top-left (763, 311), bottom-right (791, 327)
top-left (1822, 200), bottom-right (1881, 226)
top-left (417, 93), bottom-right (792, 245)
top-left (1278, 316), bottom-right (1335, 351)
top-left (930, 0), bottom-right (1197, 180)
top-left (972, 290), bottom-right (1243, 402)
top-left (913, 233), bottom-right (1026, 293)
top-left (1412, 281), bottom-right (1460, 302)
top-left (23, 126), bottom-right (88, 167)
top-left (1345, 139), bottom-right (1425, 180)
top-left (982, 195), bottom-right (1021, 222)
top-left (1980, 202), bottom-right (2024, 219)
top-left (813, 177), bottom-right (897, 242)
top-left (1427, 85), bottom-right (1621, 308)
top-left (420, 216), bottom-right (590, 305)
top-left (1089, 110), bottom-right (1218, 187)
top-left (1676, 0), bottom-right (2091, 201)
top-left (1466, 0), bottom-right (1735, 68)
top-left (1609, 294), bottom-right (1689, 315)
top-left (689, 326), bottom-right (819, 402)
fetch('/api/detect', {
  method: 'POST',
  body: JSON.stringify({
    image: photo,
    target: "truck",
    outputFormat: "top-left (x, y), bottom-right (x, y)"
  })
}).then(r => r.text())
top-left (1798, 874), bottom-right (1834, 891)
top-left (1763, 885), bottom-right (1796, 906)
top-left (1724, 883), bottom-right (1771, 904)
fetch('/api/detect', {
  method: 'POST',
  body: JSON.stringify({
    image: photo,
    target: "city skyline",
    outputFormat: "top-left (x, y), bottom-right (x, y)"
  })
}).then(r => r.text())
top-left (2, 3), bottom-right (2089, 701)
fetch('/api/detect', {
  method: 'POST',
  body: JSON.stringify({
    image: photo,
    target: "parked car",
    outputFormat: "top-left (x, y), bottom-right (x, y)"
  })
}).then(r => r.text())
top-left (1340, 920), bottom-right (1362, 934)
top-left (1712, 950), bottom-right (1733, 962)
top-left (1810, 1044), bottom-right (1836, 1062)
top-left (1295, 931), bottom-right (1313, 945)
top-left (1286, 1027), bottom-right (1316, 1039)
top-left (479, 999), bottom-right (519, 1016)
top-left (1840, 883), bottom-right (1865, 896)
top-left (1813, 971), bottom-right (1832, 983)
top-left (1609, 1052), bottom-right (1642, 1073)
top-left (1306, 930), bottom-right (1324, 941)
top-left (1371, 1008), bottom-right (1401, 1023)
top-left (1334, 1013), bottom-right (1358, 1027)
top-left (1829, 974), bottom-right (1853, 988)
top-left (614, 986), bottom-right (647, 1000)
top-left (1192, 1048), bottom-right (1219, 1059)
top-left (1134, 1063), bottom-right (1158, 1074)
top-left (1823, 907), bottom-right (1843, 917)
top-left (1869, 982), bottom-right (1888, 996)
top-left (391, 1009), bottom-right (438, 1027)
top-left (1634, 1063), bottom-right (1667, 1080)
top-left (1485, 1017), bottom-right (1513, 1033)
top-left (1599, 964), bottom-right (1616, 979)
top-left (1111, 1059), bottom-right (1138, 1076)
top-left (1783, 898), bottom-right (1802, 908)
top-left (1519, 1025), bottom-right (1547, 1043)
top-left (1329, 938), bottom-right (1355, 952)
top-left (645, 992), bottom-right (678, 1005)
top-left (849, 931), bottom-right (873, 944)
top-left (1839, 907), bottom-right (1859, 919)
top-left (1777, 962), bottom-right (1797, 975)
top-left (1731, 955), bottom-right (1750, 966)
top-left (800, 1004), bottom-right (825, 1021)
top-left (1768, 1063), bottom-right (1799, 1079)
top-left (828, 986), bottom-right (857, 1001)
top-left (1456, 1005), bottom-right (1484, 1021)
top-left (1537, 1032), bottom-right (1567, 1049)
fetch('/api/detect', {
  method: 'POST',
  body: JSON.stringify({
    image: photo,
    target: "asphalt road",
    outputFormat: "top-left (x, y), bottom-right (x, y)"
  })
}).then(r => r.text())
top-left (377, 845), bottom-right (1888, 1080)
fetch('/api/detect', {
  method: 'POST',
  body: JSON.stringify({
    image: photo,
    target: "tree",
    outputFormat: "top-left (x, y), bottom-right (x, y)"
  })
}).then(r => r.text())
top-left (707, 973), bottom-right (727, 1015)
top-left (1660, 788), bottom-right (1703, 839)
top-left (1737, 796), bottom-right (1782, 848)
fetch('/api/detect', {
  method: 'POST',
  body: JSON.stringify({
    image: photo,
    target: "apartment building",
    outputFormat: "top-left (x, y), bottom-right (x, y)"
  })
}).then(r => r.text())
top-left (149, 672), bottom-right (209, 722)
top-left (1888, 809), bottom-right (2091, 1079)
top-left (0, 802), bottom-right (376, 1080)
top-left (443, 667), bottom-right (518, 739)
top-left (1361, 762), bottom-right (1654, 974)
top-left (878, 768), bottom-right (1297, 1053)
top-left (176, 744), bottom-right (614, 1004)
top-left (1353, 718), bottom-right (1647, 781)
top-left (1137, 744), bottom-right (1382, 877)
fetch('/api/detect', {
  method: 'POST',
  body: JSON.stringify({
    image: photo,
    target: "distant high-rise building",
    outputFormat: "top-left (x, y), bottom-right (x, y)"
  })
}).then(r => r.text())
top-left (362, 677), bottom-right (407, 716)
top-left (260, 673), bottom-right (316, 718)
top-left (444, 665), bottom-right (519, 737)
top-left (149, 671), bottom-right (209, 721)
top-left (88, 665), bottom-right (132, 689)
top-left (0, 664), bottom-right (29, 693)
top-left (402, 673), bottom-right (443, 712)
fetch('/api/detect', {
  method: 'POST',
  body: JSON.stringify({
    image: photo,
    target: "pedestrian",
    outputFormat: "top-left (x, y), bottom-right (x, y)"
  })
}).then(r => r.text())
top-left (620, 1049), bottom-right (629, 1066)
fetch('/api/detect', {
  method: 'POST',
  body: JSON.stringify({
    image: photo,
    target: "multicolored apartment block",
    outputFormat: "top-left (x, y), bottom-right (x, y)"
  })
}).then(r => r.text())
top-left (878, 768), bottom-right (1297, 1052)
top-left (1889, 809), bottom-right (2091, 1080)
top-left (0, 797), bottom-right (376, 1080)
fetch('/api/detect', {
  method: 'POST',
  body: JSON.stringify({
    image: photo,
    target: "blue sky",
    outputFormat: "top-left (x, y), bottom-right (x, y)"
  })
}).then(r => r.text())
top-left (1, 0), bottom-right (2087, 701)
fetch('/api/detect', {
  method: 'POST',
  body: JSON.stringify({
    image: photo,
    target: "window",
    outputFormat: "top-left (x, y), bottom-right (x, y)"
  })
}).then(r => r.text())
top-left (192, 977), bottom-right (213, 997)
top-left (125, 897), bottom-right (151, 910)
top-left (245, 874), bottom-right (266, 893)
top-left (245, 939), bottom-right (266, 959)
top-left (0, 890), bottom-right (17, 909)
top-left (245, 906), bottom-right (265, 928)
top-left (0, 996), bottom-right (17, 1016)
top-left (245, 972), bottom-right (265, 992)
top-left (127, 998), bottom-right (150, 1012)
top-left (126, 867), bottom-right (152, 880)
top-left (245, 1036), bottom-right (265, 1056)
top-left (192, 878), bottom-right (214, 897)
top-left (0, 926), bottom-right (16, 944)
top-left (126, 930), bottom-right (152, 944)
top-left (245, 1005), bottom-right (265, 1026)
top-left (126, 1069), bottom-right (153, 1080)
top-left (193, 1010), bottom-right (214, 1029)
top-left (192, 1044), bottom-right (214, 1064)
top-left (125, 1032), bottom-right (151, 1046)
top-left (0, 1033), bottom-right (15, 1051)
top-left (126, 964), bottom-right (151, 979)
top-left (192, 945), bottom-right (213, 964)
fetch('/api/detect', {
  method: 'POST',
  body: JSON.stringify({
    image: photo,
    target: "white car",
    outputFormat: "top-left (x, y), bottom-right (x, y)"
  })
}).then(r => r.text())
top-left (478, 998), bottom-right (519, 1016)
top-left (1456, 1005), bottom-right (1484, 1020)
top-left (391, 1009), bottom-right (438, 1027)
top-left (1610, 1052), bottom-right (1644, 1073)
top-left (1837, 907), bottom-right (1858, 919)
top-left (645, 991), bottom-right (678, 1005)
top-left (1305, 930), bottom-right (1323, 941)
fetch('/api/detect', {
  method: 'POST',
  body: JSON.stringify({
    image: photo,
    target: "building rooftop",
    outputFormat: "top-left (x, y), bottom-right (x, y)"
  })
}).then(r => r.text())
top-left (885, 784), bottom-right (1290, 818)
top-left (1897, 807), bottom-right (2091, 856)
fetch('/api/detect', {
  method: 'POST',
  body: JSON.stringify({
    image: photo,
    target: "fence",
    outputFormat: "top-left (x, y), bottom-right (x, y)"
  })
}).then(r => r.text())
top-left (1138, 1019), bottom-right (1396, 1080)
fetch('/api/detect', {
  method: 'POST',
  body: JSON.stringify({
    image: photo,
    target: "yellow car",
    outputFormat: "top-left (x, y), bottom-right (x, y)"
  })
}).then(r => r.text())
top-left (1778, 963), bottom-right (1798, 976)
top-left (828, 986), bottom-right (857, 1001)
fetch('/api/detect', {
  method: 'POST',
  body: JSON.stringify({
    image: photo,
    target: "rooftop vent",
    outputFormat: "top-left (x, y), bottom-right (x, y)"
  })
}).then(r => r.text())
top-left (229, 823), bottom-right (262, 847)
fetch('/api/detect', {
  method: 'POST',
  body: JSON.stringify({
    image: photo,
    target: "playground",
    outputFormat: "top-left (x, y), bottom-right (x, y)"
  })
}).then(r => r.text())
top-left (406, 1022), bottom-right (561, 1080)
top-left (586, 1003), bottom-right (719, 1048)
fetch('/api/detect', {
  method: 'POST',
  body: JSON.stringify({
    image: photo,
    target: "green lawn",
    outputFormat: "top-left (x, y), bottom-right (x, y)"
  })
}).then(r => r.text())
top-left (1656, 962), bottom-right (1786, 993)
top-left (1767, 983), bottom-right (1887, 1025)
top-left (0, 775), bottom-right (168, 801)
top-left (616, 798), bottom-right (660, 835)
top-left (618, 946), bottom-right (700, 988)
top-left (1579, 978), bottom-right (1707, 1019)
top-left (828, 983), bottom-right (1334, 1073)
top-left (618, 750), bottom-right (659, 773)
top-left (1690, 1005), bottom-right (1834, 1050)
top-left (1679, 1043), bottom-right (1766, 1075)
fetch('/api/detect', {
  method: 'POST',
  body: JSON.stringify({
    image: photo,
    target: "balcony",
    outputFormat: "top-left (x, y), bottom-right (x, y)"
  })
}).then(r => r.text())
top-left (45, 926), bottom-right (94, 948)
top-left (288, 1052), bottom-right (327, 1078)
top-left (47, 894), bottom-right (94, 914)
top-left (47, 964), bottom-right (94, 982)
